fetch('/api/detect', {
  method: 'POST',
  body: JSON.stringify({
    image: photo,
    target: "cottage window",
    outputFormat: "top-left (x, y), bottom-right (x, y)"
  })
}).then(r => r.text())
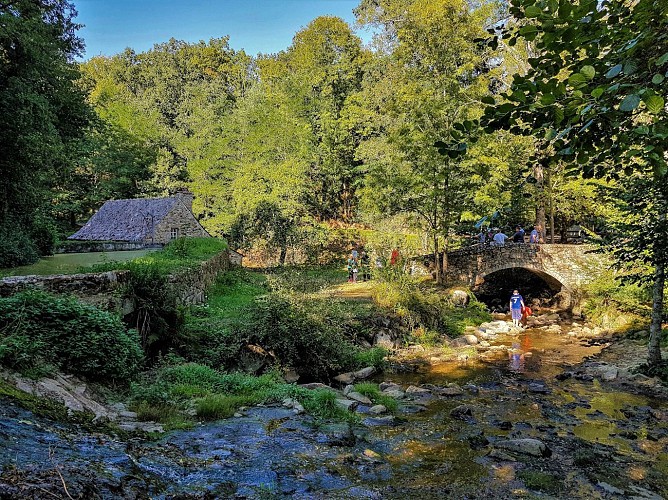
top-left (170, 228), bottom-right (180, 240)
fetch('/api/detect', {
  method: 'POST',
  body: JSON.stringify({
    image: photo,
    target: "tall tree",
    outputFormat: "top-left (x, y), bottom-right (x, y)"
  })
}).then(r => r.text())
top-left (356, 0), bottom-right (501, 281)
top-left (283, 16), bottom-right (369, 221)
top-left (484, 0), bottom-right (668, 366)
top-left (0, 0), bottom-right (93, 262)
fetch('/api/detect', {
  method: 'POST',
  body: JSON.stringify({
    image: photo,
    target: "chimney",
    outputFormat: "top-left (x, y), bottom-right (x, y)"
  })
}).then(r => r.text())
top-left (174, 187), bottom-right (194, 211)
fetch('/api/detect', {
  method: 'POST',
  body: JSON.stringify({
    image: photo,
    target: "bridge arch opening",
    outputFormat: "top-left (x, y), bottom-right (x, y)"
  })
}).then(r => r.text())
top-left (472, 267), bottom-right (569, 312)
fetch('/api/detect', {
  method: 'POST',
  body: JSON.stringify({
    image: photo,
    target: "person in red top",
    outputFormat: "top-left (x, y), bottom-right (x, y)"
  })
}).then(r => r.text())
top-left (390, 248), bottom-right (400, 266)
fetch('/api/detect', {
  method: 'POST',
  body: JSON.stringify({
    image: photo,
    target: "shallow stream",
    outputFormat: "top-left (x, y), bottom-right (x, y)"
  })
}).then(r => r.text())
top-left (1, 322), bottom-right (667, 498)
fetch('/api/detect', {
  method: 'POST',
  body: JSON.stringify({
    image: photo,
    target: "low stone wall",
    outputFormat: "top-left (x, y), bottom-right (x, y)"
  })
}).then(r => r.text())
top-left (0, 270), bottom-right (132, 313)
top-left (169, 250), bottom-right (231, 305)
top-left (0, 250), bottom-right (234, 311)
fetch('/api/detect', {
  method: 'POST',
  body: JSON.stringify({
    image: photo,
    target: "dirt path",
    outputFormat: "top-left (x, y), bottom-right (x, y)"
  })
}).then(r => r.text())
top-left (319, 280), bottom-right (375, 301)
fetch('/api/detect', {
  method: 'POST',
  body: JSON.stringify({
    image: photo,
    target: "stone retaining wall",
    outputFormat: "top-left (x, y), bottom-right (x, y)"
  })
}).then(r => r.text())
top-left (0, 270), bottom-right (132, 312)
top-left (0, 250), bottom-right (233, 311)
top-left (169, 250), bottom-right (231, 305)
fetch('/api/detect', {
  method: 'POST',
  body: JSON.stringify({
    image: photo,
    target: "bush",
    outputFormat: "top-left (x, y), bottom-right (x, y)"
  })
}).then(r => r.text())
top-left (240, 294), bottom-right (365, 381)
top-left (0, 291), bottom-right (143, 383)
top-left (371, 275), bottom-right (491, 339)
top-left (0, 224), bottom-right (39, 268)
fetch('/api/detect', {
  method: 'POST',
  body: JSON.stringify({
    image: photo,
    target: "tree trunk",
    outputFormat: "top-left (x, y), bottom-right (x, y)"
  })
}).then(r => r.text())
top-left (279, 245), bottom-right (287, 267)
top-left (434, 234), bottom-right (441, 284)
top-left (648, 258), bottom-right (665, 366)
top-left (534, 162), bottom-right (546, 235)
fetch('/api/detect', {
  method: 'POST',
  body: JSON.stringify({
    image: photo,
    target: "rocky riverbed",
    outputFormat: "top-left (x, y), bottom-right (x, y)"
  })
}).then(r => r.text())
top-left (1, 312), bottom-right (667, 498)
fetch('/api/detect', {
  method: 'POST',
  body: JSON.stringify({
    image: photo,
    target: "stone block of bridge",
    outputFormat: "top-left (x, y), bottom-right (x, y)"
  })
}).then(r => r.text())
top-left (443, 244), bottom-right (605, 303)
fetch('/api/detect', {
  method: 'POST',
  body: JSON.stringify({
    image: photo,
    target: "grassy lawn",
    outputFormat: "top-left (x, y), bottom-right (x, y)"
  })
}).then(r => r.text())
top-left (0, 249), bottom-right (156, 277)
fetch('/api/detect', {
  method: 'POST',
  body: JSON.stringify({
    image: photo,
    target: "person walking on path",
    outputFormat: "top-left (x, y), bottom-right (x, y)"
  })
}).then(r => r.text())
top-left (347, 254), bottom-right (359, 283)
top-left (493, 228), bottom-right (508, 246)
top-left (360, 250), bottom-right (371, 281)
top-left (509, 289), bottom-right (525, 328)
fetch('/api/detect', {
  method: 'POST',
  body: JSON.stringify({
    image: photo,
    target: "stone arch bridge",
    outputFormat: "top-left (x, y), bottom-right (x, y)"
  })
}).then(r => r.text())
top-left (441, 244), bottom-right (606, 308)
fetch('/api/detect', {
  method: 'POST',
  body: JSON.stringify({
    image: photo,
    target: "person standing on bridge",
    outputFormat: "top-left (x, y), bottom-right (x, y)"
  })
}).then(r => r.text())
top-left (530, 225), bottom-right (542, 244)
top-left (509, 289), bottom-right (525, 328)
top-left (493, 228), bottom-right (508, 246)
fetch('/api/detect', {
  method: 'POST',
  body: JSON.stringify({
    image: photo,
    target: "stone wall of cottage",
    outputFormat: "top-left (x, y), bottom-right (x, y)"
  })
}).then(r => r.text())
top-left (151, 202), bottom-right (209, 245)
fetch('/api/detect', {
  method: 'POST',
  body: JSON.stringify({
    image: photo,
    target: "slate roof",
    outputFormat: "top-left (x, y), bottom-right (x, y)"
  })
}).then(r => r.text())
top-left (69, 197), bottom-right (180, 242)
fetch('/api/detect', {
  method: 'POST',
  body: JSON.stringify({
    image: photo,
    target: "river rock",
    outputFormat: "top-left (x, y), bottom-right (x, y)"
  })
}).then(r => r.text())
top-left (369, 405), bottom-right (387, 415)
top-left (335, 399), bottom-right (359, 412)
top-left (353, 367), bottom-right (376, 380)
top-left (382, 389), bottom-right (406, 399)
top-left (11, 373), bottom-right (109, 420)
top-left (118, 421), bottom-right (164, 433)
top-left (299, 383), bottom-right (334, 391)
top-left (343, 384), bottom-right (354, 396)
top-left (495, 438), bottom-right (551, 457)
top-left (439, 384), bottom-right (464, 396)
top-left (463, 334), bottom-right (478, 345)
top-left (282, 369), bottom-right (300, 384)
top-left (463, 384), bottom-right (479, 394)
top-left (450, 337), bottom-right (469, 347)
top-left (450, 289), bottom-right (469, 306)
top-left (595, 365), bottom-right (619, 381)
top-left (292, 402), bottom-right (305, 414)
top-left (597, 482), bottom-right (624, 495)
top-left (528, 382), bottom-right (550, 394)
top-left (348, 392), bottom-right (373, 405)
top-left (379, 382), bottom-right (400, 391)
top-left (362, 415), bottom-right (397, 427)
top-left (405, 385), bottom-right (431, 394)
top-left (627, 485), bottom-right (664, 499)
top-left (450, 404), bottom-right (473, 420)
top-left (475, 331), bottom-right (490, 340)
top-left (374, 331), bottom-right (397, 349)
top-left (333, 372), bottom-right (355, 385)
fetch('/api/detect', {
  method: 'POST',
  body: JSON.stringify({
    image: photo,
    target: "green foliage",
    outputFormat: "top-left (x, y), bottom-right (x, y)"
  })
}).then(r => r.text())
top-left (0, 291), bottom-right (143, 383)
top-left (240, 294), bottom-right (365, 380)
top-left (581, 270), bottom-right (651, 331)
top-left (517, 470), bottom-right (563, 494)
top-left (0, 223), bottom-right (39, 268)
top-left (0, 0), bottom-right (94, 255)
top-left (484, 0), bottom-right (668, 364)
top-left (353, 382), bottom-right (398, 412)
top-left (179, 270), bottom-right (267, 368)
top-left (298, 388), bottom-right (355, 421)
top-left (196, 394), bottom-right (253, 420)
top-left (371, 274), bottom-right (491, 339)
top-left (130, 362), bottom-right (354, 426)
top-left (88, 238), bottom-right (228, 359)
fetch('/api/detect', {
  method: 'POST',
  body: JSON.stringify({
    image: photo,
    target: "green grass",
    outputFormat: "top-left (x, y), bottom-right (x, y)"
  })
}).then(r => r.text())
top-left (204, 269), bottom-right (268, 321)
top-left (130, 363), bottom-right (358, 428)
top-left (265, 265), bottom-right (348, 294)
top-left (353, 382), bottom-right (398, 412)
top-left (0, 249), bottom-right (156, 277)
top-left (88, 237), bottom-right (228, 275)
top-left (517, 470), bottom-right (564, 494)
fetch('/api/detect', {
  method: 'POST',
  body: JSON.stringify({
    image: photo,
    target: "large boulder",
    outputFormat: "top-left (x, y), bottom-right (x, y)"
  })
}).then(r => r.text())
top-left (450, 289), bottom-right (470, 307)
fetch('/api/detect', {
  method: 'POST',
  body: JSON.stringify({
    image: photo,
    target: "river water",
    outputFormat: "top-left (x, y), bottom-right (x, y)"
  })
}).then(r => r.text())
top-left (1, 322), bottom-right (667, 498)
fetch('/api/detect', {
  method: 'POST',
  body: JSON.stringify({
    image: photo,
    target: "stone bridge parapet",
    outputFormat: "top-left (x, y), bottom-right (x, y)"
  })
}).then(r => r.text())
top-left (443, 244), bottom-right (606, 306)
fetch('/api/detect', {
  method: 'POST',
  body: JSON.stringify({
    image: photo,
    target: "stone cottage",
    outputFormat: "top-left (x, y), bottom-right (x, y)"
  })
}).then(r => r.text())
top-left (69, 189), bottom-right (210, 246)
